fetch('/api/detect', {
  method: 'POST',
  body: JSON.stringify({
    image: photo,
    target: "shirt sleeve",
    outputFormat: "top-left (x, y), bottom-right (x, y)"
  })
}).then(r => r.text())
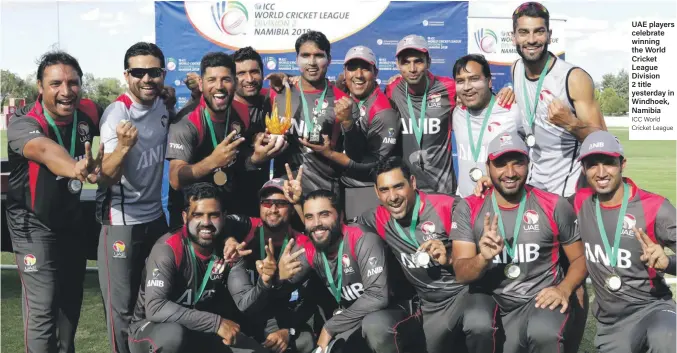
top-left (224, 214), bottom-right (254, 242)
top-left (143, 244), bottom-right (221, 333)
top-left (323, 232), bottom-right (389, 336)
top-left (654, 199), bottom-right (676, 251)
top-left (554, 196), bottom-right (579, 245)
top-left (99, 102), bottom-right (127, 152)
top-left (7, 115), bottom-right (46, 157)
top-left (226, 258), bottom-right (273, 313)
top-left (449, 199), bottom-right (476, 243)
top-left (166, 116), bottom-right (198, 162)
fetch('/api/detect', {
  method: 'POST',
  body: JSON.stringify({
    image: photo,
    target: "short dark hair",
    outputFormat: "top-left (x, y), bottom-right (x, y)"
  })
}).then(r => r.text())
top-left (512, 2), bottom-right (550, 31)
top-left (303, 189), bottom-right (342, 215)
top-left (232, 46), bottom-right (264, 73)
top-left (453, 54), bottom-right (492, 80)
top-left (200, 52), bottom-right (236, 77)
top-left (183, 182), bottom-right (222, 211)
top-left (372, 156), bottom-right (412, 184)
top-left (295, 31), bottom-right (331, 57)
top-left (124, 42), bottom-right (165, 69)
top-left (36, 51), bottom-right (83, 81)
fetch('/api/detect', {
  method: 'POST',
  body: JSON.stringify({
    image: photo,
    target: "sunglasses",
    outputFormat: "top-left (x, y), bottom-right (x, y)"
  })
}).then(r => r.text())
top-left (513, 2), bottom-right (548, 16)
top-left (126, 67), bottom-right (165, 79)
top-left (260, 199), bottom-right (291, 208)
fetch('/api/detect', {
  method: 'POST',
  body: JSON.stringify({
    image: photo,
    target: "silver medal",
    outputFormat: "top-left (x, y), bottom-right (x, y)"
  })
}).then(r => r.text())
top-left (606, 274), bottom-right (622, 292)
top-left (469, 167), bottom-right (483, 182)
top-left (333, 309), bottom-right (343, 316)
top-left (67, 179), bottom-right (82, 194)
top-left (525, 134), bottom-right (536, 147)
top-left (414, 250), bottom-right (430, 267)
top-left (504, 263), bottom-right (521, 279)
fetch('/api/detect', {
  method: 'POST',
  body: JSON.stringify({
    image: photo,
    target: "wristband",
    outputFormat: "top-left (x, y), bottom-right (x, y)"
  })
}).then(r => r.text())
top-left (664, 254), bottom-right (676, 275)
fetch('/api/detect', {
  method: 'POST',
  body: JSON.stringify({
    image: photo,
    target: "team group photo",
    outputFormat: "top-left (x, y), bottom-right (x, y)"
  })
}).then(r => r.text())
top-left (1, 1), bottom-right (675, 353)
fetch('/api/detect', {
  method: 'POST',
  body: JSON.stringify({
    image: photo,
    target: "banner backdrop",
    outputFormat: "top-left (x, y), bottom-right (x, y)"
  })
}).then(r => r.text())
top-left (155, 0), bottom-right (468, 109)
top-left (466, 16), bottom-right (567, 89)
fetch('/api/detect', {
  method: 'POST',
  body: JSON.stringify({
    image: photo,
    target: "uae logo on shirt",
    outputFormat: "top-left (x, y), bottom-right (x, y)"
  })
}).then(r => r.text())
top-left (77, 121), bottom-right (90, 143)
top-left (427, 93), bottom-right (442, 109)
top-left (23, 254), bottom-right (38, 273)
top-left (522, 210), bottom-right (540, 231)
top-left (622, 214), bottom-right (637, 237)
top-left (360, 105), bottom-right (367, 118)
top-left (342, 254), bottom-right (354, 274)
top-left (421, 221), bottom-right (436, 235)
top-left (113, 241), bottom-right (127, 259)
top-left (488, 121), bottom-right (501, 132)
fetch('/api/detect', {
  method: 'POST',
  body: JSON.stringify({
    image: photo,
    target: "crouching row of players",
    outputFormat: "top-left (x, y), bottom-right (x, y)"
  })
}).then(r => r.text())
top-left (131, 131), bottom-right (676, 353)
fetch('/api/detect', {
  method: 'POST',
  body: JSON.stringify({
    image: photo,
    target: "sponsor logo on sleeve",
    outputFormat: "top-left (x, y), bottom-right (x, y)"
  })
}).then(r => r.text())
top-left (147, 268), bottom-right (165, 287)
top-left (113, 241), bottom-right (127, 259)
top-left (23, 254), bottom-right (38, 273)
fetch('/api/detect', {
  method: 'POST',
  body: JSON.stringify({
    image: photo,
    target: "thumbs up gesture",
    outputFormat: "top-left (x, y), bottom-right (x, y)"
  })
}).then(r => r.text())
top-left (256, 238), bottom-right (278, 286)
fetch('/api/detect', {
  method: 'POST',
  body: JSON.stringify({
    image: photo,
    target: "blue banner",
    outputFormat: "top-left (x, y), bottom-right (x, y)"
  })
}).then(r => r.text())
top-left (155, 0), bottom-right (468, 109)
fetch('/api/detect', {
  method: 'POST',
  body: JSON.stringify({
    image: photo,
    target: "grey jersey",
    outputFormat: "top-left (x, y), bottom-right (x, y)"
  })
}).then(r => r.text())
top-left (513, 55), bottom-right (580, 197)
top-left (96, 93), bottom-right (169, 225)
top-left (452, 99), bottom-right (523, 197)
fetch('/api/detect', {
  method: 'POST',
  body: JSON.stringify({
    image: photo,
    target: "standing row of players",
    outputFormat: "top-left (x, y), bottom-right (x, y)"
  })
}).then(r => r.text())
top-left (5, 1), bottom-right (675, 353)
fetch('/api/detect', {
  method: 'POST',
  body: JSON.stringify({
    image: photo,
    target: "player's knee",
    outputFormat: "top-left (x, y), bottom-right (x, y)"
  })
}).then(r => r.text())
top-left (462, 295), bottom-right (496, 338)
top-left (646, 311), bottom-right (676, 349)
top-left (361, 312), bottom-right (395, 348)
top-left (156, 323), bottom-right (187, 353)
top-left (526, 312), bottom-right (566, 347)
top-left (292, 326), bottom-right (316, 353)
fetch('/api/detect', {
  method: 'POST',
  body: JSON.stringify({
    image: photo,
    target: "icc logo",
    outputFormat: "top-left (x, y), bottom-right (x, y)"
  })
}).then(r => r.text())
top-left (474, 29), bottom-right (498, 54)
top-left (211, 1), bottom-right (249, 35)
top-left (24, 254), bottom-right (37, 272)
top-left (113, 241), bottom-right (127, 259)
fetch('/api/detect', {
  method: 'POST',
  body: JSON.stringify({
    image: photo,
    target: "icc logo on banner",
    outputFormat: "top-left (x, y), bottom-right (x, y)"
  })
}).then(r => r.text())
top-left (211, 1), bottom-right (249, 35)
top-left (474, 28), bottom-right (498, 54)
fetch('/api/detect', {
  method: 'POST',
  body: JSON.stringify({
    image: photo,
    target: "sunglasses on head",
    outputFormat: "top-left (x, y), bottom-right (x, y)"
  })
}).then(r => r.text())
top-left (513, 2), bottom-right (548, 15)
top-left (260, 199), bottom-right (291, 208)
top-left (126, 67), bottom-right (165, 79)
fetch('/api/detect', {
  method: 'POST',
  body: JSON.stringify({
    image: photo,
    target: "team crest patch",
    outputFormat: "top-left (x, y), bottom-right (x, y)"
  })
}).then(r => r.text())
top-left (113, 241), bottom-right (127, 258)
top-left (23, 254), bottom-right (37, 272)
top-left (522, 210), bottom-right (539, 224)
top-left (342, 254), bottom-right (350, 267)
top-left (421, 221), bottom-right (436, 235)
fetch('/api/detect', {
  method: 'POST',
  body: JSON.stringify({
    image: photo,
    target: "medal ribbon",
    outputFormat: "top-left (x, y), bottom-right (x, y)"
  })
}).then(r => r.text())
top-left (466, 95), bottom-right (496, 162)
top-left (321, 238), bottom-right (345, 304)
top-left (298, 79), bottom-right (328, 136)
top-left (43, 104), bottom-right (78, 157)
top-left (184, 236), bottom-right (215, 306)
top-left (405, 77), bottom-right (429, 148)
top-left (393, 193), bottom-right (421, 248)
top-left (258, 227), bottom-right (289, 262)
top-left (522, 56), bottom-right (552, 129)
top-left (595, 182), bottom-right (630, 268)
top-left (490, 190), bottom-right (528, 260)
top-left (203, 107), bottom-right (231, 148)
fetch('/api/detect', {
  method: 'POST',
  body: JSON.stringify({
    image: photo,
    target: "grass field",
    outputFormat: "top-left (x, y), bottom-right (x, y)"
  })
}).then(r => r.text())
top-left (1, 127), bottom-right (675, 353)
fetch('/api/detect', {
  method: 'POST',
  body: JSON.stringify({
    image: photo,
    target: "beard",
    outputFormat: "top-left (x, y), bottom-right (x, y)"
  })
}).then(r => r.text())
top-left (203, 91), bottom-right (232, 113)
top-left (490, 173), bottom-right (527, 199)
top-left (306, 221), bottom-right (342, 252)
top-left (516, 41), bottom-right (549, 63)
top-left (263, 218), bottom-right (286, 232)
top-left (187, 222), bottom-right (218, 248)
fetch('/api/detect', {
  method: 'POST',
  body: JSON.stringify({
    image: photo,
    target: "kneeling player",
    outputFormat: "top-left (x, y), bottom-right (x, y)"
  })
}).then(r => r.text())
top-left (450, 132), bottom-right (587, 353)
top-left (574, 131), bottom-right (676, 353)
top-left (279, 190), bottom-right (419, 353)
top-left (128, 183), bottom-right (273, 353)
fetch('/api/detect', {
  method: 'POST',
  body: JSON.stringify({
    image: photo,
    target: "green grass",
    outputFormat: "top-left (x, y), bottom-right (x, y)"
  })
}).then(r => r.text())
top-left (0, 127), bottom-right (675, 353)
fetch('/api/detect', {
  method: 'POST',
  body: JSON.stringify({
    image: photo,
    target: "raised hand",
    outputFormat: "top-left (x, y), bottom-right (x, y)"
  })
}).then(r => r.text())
top-left (116, 119), bottom-right (138, 151)
top-left (547, 98), bottom-right (576, 131)
top-left (495, 85), bottom-right (515, 106)
top-left (278, 238), bottom-right (306, 280)
top-left (85, 142), bottom-right (105, 183)
top-left (251, 129), bottom-right (288, 164)
top-left (223, 238), bottom-right (252, 262)
top-left (74, 141), bottom-right (99, 182)
top-left (419, 239), bottom-right (449, 265)
top-left (478, 213), bottom-right (504, 261)
top-left (256, 238), bottom-right (278, 285)
top-left (473, 176), bottom-right (493, 198)
top-left (208, 130), bottom-right (245, 169)
top-left (283, 163), bottom-right (303, 205)
top-left (298, 134), bottom-right (332, 158)
top-left (333, 96), bottom-right (354, 127)
top-left (635, 227), bottom-right (669, 271)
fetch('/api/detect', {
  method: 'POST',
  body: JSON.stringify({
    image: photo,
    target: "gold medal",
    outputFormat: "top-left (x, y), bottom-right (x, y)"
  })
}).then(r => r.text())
top-left (213, 170), bottom-right (227, 186)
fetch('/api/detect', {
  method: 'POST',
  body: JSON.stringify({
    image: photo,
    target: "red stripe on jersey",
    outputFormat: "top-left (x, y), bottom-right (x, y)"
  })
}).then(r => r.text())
top-left (465, 194), bottom-right (487, 229)
top-left (115, 94), bottom-right (134, 109)
top-left (330, 84), bottom-right (347, 148)
top-left (296, 234), bottom-right (316, 268)
top-left (573, 187), bottom-right (595, 215)
top-left (374, 206), bottom-right (391, 240)
top-left (369, 90), bottom-right (393, 127)
top-left (187, 97), bottom-right (207, 147)
top-left (28, 161), bottom-right (39, 210)
top-left (167, 228), bottom-right (185, 268)
top-left (27, 99), bottom-right (51, 136)
top-left (332, 85), bottom-right (348, 100)
top-left (231, 100), bottom-right (250, 130)
top-left (243, 217), bottom-right (263, 244)
top-left (78, 98), bottom-right (100, 126)
top-left (424, 193), bottom-right (454, 234)
top-left (267, 87), bottom-right (278, 102)
top-left (385, 77), bottom-right (404, 100)
top-left (638, 185), bottom-right (665, 288)
top-left (530, 186), bottom-right (561, 280)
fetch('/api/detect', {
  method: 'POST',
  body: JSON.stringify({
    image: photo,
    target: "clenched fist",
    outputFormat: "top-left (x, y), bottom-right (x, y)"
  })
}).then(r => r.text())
top-left (116, 120), bottom-right (138, 151)
top-left (333, 96), bottom-right (354, 128)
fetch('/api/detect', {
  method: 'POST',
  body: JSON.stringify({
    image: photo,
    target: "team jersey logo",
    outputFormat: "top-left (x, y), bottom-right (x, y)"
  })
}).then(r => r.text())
top-left (488, 121), bottom-right (501, 132)
top-left (23, 254), bottom-right (37, 273)
top-left (77, 121), bottom-right (90, 143)
top-left (113, 241), bottom-right (127, 259)
top-left (421, 221), bottom-right (436, 235)
top-left (360, 105), bottom-right (367, 118)
top-left (499, 133), bottom-right (513, 146)
top-left (342, 254), bottom-right (354, 274)
top-left (622, 214), bottom-right (637, 237)
top-left (522, 210), bottom-right (540, 231)
top-left (152, 268), bottom-right (161, 278)
top-left (231, 121), bottom-right (243, 137)
top-left (368, 256), bottom-right (377, 266)
top-left (427, 93), bottom-right (442, 108)
top-left (314, 99), bottom-right (330, 110)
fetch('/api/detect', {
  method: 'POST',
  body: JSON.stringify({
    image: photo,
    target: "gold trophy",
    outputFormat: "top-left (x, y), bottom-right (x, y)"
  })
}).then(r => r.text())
top-left (264, 83), bottom-right (292, 149)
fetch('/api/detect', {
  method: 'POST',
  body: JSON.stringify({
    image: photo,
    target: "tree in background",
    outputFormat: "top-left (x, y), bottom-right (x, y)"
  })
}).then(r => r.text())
top-left (2, 70), bottom-right (124, 109)
top-left (596, 70), bottom-right (629, 115)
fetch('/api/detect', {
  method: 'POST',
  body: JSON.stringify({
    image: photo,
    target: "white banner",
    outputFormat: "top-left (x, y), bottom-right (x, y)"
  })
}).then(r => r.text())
top-left (467, 17), bottom-right (566, 66)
